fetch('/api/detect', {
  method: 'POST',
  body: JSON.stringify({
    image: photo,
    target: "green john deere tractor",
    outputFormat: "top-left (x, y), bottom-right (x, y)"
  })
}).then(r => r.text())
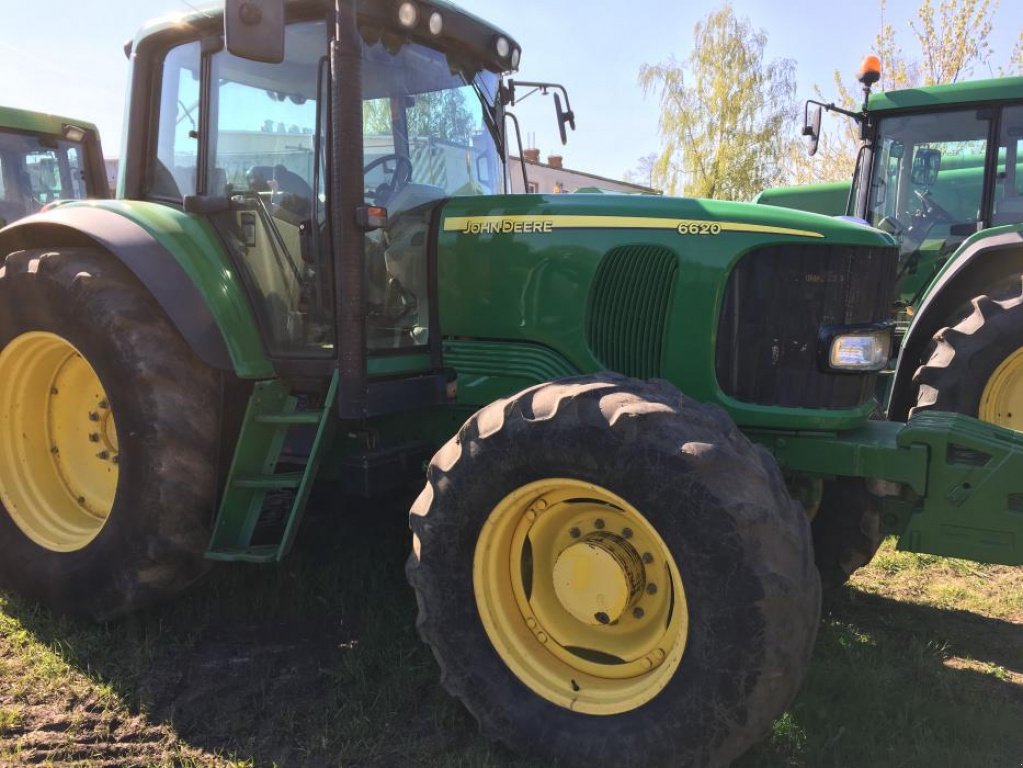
top-left (0, 106), bottom-right (107, 227)
top-left (760, 65), bottom-right (1023, 422)
top-left (0, 4), bottom-right (1020, 766)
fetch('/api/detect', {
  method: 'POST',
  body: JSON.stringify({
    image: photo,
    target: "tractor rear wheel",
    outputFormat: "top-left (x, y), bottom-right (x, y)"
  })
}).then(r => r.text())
top-left (0, 248), bottom-right (220, 620)
top-left (407, 374), bottom-right (820, 767)
top-left (913, 285), bottom-right (1023, 429)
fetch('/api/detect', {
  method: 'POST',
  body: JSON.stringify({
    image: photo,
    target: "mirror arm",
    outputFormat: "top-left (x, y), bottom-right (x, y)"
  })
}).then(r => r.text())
top-left (806, 99), bottom-right (861, 122)
top-left (504, 110), bottom-right (528, 194)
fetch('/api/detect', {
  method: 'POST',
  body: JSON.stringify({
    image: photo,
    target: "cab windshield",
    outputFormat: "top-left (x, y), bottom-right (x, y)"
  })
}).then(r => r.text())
top-left (361, 40), bottom-right (503, 212)
top-left (862, 109), bottom-right (990, 265)
top-left (360, 37), bottom-right (503, 350)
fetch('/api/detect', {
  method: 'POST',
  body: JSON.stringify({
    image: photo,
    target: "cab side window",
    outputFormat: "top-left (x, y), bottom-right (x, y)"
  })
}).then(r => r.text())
top-left (147, 41), bottom-right (201, 200)
top-left (992, 105), bottom-right (1023, 226)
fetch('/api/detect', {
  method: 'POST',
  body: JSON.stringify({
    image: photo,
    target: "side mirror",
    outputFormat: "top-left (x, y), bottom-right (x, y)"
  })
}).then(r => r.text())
top-left (225, 0), bottom-right (285, 63)
top-left (911, 147), bottom-right (942, 186)
top-left (554, 92), bottom-right (575, 146)
top-left (801, 104), bottom-right (822, 157)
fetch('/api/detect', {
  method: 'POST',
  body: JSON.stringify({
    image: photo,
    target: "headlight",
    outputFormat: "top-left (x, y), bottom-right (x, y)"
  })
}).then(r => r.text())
top-left (494, 35), bottom-right (510, 59)
top-left (397, 2), bottom-right (418, 29)
top-left (818, 322), bottom-right (894, 373)
top-left (428, 11), bottom-right (443, 35)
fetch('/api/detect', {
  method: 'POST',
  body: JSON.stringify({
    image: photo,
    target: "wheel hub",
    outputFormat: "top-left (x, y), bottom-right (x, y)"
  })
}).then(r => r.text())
top-left (552, 533), bottom-right (645, 625)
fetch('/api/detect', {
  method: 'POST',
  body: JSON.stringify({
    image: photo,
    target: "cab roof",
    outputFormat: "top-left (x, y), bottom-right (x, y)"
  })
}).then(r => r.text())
top-left (0, 106), bottom-right (100, 137)
top-left (868, 76), bottom-right (1023, 113)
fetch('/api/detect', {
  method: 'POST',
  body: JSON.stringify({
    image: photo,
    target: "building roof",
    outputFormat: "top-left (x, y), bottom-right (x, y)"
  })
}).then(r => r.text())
top-left (511, 155), bottom-right (659, 194)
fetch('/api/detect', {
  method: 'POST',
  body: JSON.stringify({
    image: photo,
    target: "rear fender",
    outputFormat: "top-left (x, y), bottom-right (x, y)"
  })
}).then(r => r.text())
top-left (0, 201), bottom-right (273, 378)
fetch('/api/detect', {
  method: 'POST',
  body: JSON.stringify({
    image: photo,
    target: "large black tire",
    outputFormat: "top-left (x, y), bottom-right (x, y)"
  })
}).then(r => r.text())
top-left (0, 248), bottom-right (220, 620)
top-left (913, 286), bottom-right (1023, 424)
top-left (810, 478), bottom-right (883, 590)
top-left (407, 374), bottom-right (820, 767)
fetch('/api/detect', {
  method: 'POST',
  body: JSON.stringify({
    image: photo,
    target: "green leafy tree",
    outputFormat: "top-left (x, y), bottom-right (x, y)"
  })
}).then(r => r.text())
top-left (797, 0), bottom-right (1005, 184)
top-left (639, 3), bottom-right (796, 200)
top-left (1000, 31), bottom-right (1023, 75)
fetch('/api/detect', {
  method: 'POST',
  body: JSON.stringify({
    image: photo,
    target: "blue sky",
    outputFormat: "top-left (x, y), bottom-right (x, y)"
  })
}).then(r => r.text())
top-left (1, 1), bottom-right (1019, 180)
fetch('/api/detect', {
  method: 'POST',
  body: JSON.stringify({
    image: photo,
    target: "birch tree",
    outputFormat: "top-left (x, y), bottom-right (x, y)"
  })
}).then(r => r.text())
top-left (639, 4), bottom-right (796, 200)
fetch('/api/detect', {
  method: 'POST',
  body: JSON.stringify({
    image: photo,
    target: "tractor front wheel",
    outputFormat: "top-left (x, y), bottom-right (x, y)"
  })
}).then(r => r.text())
top-left (407, 375), bottom-right (820, 766)
top-left (0, 248), bottom-right (221, 620)
top-left (810, 478), bottom-right (883, 590)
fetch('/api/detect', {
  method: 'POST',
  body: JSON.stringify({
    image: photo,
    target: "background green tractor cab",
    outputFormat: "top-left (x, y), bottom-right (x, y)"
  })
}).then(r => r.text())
top-left (0, 106), bottom-right (107, 227)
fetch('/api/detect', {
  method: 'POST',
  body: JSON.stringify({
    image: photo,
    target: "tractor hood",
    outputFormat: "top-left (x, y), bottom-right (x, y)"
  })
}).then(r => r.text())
top-left (434, 193), bottom-right (896, 431)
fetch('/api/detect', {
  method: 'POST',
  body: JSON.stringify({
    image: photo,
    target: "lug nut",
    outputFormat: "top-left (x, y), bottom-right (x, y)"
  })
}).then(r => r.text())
top-left (89, 412), bottom-right (100, 422)
top-left (569, 527), bottom-right (581, 539)
top-left (594, 612), bottom-right (610, 625)
top-left (594, 518), bottom-right (605, 530)
top-left (633, 607), bottom-right (645, 619)
top-left (622, 527), bottom-right (633, 539)
top-left (98, 399), bottom-right (109, 409)
top-left (97, 451), bottom-right (109, 460)
top-left (642, 552), bottom-right (654, 564)
top-left (89, 433), bottom-right (100, 443)
top-left (646, 583), bottom-right (658, 595)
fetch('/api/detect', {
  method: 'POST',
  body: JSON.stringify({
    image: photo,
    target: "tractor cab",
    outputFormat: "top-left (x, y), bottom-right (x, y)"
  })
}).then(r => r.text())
top-left (131, 0), bottom-right (517, 397)
top-left (0, 108), bottom-right (107, 227)
top-left (852, 93), bottom-right (1023, 301)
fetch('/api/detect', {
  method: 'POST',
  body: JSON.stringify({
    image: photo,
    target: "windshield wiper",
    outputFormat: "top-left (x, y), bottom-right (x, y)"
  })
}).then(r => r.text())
top-left (467, 75), bottom-right (503, 157)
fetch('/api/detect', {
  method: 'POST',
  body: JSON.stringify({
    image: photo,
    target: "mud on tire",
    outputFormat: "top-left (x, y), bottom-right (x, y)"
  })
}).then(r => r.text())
top-left (407, 374), bottom-right (820, 767)
top-left (0, 248), bottom-right (221, 620)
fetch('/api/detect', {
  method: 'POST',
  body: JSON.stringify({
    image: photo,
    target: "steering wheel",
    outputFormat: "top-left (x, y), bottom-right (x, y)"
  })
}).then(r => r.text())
top-left (913, 188), bottom-right (956, 224)
top-left (363, 153), bottom-right (413, 206)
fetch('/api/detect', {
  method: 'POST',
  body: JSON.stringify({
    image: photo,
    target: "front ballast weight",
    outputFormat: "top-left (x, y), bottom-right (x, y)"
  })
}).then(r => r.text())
top-left (755, 411), bottom-right (1023, 569)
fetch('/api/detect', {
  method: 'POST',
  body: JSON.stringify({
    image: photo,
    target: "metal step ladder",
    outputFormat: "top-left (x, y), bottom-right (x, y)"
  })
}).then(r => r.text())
top-left (206, 372), bottom-right (338, 563)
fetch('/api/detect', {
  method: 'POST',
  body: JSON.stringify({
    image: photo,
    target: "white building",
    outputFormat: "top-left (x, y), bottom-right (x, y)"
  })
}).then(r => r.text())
top-left (509, 149), bottom-right (658, 195)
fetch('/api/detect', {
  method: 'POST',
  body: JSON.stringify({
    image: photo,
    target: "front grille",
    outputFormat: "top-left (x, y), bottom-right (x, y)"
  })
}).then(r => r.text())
top-left (715, 244), bottom-right (896, 409)
top-left (586, 245), bottom-right (678, 378)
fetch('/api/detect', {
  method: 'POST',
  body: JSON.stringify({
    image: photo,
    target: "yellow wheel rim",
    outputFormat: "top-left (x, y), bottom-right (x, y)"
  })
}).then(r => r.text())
top-left (473, 478), bottom-right (688, 715)
top-left (0, 331), bottom-right (119, 552)
top-left (979, 347), bottom-right (1023, 430)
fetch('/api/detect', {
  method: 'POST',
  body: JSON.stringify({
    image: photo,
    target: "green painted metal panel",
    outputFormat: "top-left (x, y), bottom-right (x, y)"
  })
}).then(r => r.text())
top-left (0, 106), bottom-right (100, 136)
top-left (443, 339), bottom-right (580, 408)
top-left (868, 76), bottom-right (1023, 114)
top-left (755, 181), bottom-right (851, 216)
top-left (896, 411), bottom-right (1023, 566)
top-left (437, 193), bottom-right (893, 431)
top-left (747, 421), bottom-right (929, 495)
top-left (65, 200), bottom-right (273, 379)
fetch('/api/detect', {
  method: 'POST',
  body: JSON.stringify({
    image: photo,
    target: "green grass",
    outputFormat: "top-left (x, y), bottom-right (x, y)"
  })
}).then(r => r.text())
top-left (1, 504), bottom-right (1020, 767)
